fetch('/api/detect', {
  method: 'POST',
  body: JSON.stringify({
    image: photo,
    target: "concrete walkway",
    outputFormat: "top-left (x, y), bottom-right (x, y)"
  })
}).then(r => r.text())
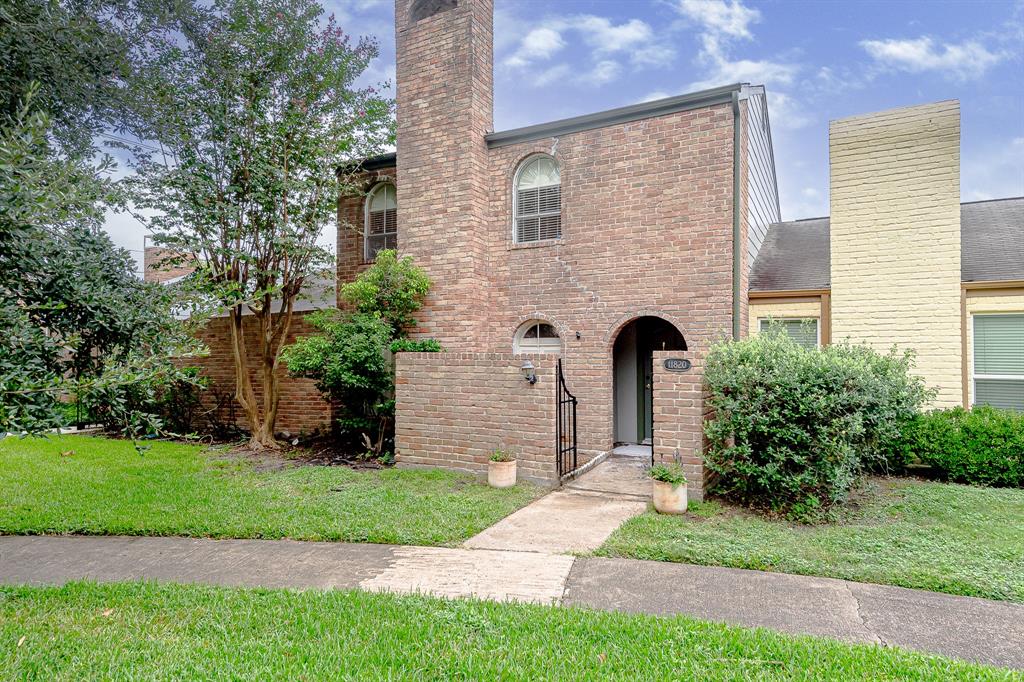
top-left (463, 449), bottom-right (649, 553)
top-left (2, 534), bottom-right (1022, 669)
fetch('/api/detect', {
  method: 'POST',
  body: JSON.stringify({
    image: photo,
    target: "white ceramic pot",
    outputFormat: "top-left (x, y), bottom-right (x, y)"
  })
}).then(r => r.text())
top-left (652, 480), bottom-right (687, 514)
top-left (488, 460), bottom-right (517, 488)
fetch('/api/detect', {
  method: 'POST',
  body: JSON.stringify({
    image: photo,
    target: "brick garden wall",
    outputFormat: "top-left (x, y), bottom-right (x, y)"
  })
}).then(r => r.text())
top-left (191, 312), bottom-right (332, 436)
top-left (395, 353), bottom-right (558, 483)
top-left (652, 350), bottom-right (707, 501)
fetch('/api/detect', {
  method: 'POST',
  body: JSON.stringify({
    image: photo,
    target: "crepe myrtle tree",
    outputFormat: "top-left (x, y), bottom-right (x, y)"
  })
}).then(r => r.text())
top-left (123, 0), bottom-right (394, 449)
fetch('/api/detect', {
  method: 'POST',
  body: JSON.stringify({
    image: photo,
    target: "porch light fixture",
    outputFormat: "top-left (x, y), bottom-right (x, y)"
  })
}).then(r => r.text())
top-left (520, 361), bottom-right (537, 385)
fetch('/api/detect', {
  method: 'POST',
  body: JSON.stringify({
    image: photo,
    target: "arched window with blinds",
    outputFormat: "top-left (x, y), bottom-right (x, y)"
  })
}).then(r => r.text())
top-left (365, 182), bottom-right (397, 261)
top-left (514, 155), bottom-right (561, 243)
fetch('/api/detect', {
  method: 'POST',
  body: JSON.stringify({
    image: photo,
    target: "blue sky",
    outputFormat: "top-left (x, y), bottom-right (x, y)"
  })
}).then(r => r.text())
top-left (109, 0), bottom-right (1024, 269)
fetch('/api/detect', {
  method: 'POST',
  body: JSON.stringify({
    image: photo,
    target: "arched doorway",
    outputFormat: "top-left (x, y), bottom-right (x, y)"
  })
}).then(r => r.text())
top-left (613, 316), bottom-right (686, 445)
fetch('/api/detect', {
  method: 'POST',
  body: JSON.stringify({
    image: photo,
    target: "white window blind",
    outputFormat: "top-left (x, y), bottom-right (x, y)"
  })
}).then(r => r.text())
top-left (515, 156), bottom-right (561, 243)
top-left (514, 321), bottom-right (561, 354)
top-left (365, 183), bottom-right (397, 260)
top-left (759, 318), bottom-right (819, 349)
top-left (973, 314), bottom-right (1024, 411)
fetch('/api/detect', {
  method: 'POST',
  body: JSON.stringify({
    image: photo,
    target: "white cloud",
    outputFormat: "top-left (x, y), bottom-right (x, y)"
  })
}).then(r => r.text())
top-left (575, 16), bottom-right (652, 53)
top-left (530, 64), bottom-right (572, 89)
top-left (581, 60), bottom-right (623, 86)
top-left (504, 27), bottom-right (566, 68)
top-left (499, 13), bottom-right (675, 86)
top-left (860, 36), bottom-right (1004, 81)
top-left (674, 0), bottom-right (760, 39)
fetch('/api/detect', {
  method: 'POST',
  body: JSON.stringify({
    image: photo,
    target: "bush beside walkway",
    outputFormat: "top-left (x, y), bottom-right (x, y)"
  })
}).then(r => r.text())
top-left (1, 582), bottom-right (1013, 680)
top-left (598, 478), bottom-right (1024, 603)
top-left (0, 435), bottom-right (540, 546)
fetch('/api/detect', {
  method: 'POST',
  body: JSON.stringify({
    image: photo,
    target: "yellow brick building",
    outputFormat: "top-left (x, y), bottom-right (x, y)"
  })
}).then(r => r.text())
top-left (749, 101), bottom-right (1023, 411)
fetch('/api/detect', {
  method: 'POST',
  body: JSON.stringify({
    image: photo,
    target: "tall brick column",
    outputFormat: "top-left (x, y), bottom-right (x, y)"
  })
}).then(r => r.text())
top-left (394, 0), bottom-right (494, 350)
top-left (652, 350), bottom-right (706, 501)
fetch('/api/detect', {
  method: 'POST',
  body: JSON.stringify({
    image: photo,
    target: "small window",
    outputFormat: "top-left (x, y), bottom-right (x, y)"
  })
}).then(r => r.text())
top-left (514, 155), bottom-right (561, 243)
top-left (759, 318), bottom-right (819, 349)
top-left (973, 314), bottom-right (1024, 411)
top-left (514, 320), bottom-right (561, 354)
top-left (365, 182), bottom-right (397, 261)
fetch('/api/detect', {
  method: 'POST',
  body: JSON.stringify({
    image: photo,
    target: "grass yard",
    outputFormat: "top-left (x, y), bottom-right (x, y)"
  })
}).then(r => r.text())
top-left (1, 582), bottom-right (1015, 680)
top-left (598, 478), bottom-right (1024, 603)
top-left (0, 435), bottom-right (540, 546)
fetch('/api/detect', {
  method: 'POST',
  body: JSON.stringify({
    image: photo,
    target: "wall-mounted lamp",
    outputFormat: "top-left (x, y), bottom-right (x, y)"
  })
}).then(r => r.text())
top-left (520, 360), bottom-right (537, 385)
top-left (575, 331), bottom-right (581, 340)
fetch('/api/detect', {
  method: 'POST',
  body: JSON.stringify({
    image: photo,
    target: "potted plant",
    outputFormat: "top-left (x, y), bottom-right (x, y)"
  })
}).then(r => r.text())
top-left (488, 448), bottom-right (517, 488)
top-left (650, 462), bottom-right (687, 514)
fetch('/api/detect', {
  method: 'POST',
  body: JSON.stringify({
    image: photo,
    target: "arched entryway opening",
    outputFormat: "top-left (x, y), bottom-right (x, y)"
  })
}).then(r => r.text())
top-left (612, 316), bottom-right (686, 446)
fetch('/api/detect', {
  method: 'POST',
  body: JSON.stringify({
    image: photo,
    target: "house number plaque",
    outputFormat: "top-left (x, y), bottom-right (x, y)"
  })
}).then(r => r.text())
top-left (663, 358), bottom-right (691, 372)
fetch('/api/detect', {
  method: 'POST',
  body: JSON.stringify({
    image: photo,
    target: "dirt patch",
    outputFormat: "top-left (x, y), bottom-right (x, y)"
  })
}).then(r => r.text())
top-left (203, 437), bottom-right (388, 472)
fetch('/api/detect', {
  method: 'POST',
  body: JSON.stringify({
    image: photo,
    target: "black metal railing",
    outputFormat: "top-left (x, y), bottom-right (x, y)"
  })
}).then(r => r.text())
top-left (556, 359), bottom-right (578, 479)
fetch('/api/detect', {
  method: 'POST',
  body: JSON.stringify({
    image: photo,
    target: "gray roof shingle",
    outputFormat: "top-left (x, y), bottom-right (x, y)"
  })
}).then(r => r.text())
top-left (749, 217), bottom-right (830, 291)
top-left (961, 197), bottom-right (1024, 282)
top-left (750, 197), bottom-right (1024, 292)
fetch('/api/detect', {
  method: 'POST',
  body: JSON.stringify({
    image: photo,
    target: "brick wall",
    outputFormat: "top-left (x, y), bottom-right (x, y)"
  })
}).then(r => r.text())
top-left (830, 101), bottom-right (962, 407)
top-left (143, 247), bottom-right (194, 283)
top-left (652, 350), bottom-right (707, 501)
top-left (191, 312), bottom-right (332, 436)
top-left (394, 352), bottom-right (557, 483)
top-left (394, 0), bottom-right (494, 345)
top-left (481, 104), bottom-right (736, 461)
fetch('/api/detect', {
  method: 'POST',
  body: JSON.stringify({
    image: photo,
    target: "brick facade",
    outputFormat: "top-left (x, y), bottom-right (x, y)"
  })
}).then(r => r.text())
top-left (380, 0), bottom-right (745, 482)
top-left (652, 350), bottom-right (708, 501)
top-left (829, 101), bottom-right (962, 407)
top-left (395, 353), bottom-right (557, 482)
top-left (190, 313), bottom-right (332, 436)
top-left (143, 247), bottom-right (194, 283)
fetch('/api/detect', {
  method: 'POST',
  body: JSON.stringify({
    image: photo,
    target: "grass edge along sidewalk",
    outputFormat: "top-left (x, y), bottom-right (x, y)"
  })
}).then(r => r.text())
top-left (0, 435), bottom-right (540, 546)
top-left (2, 581), bottom-right (1018, 680)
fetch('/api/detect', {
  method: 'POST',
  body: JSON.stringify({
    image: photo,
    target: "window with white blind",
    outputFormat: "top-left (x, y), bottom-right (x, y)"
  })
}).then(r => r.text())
top-left (514, 155), bottom-right (561, 243)
top-left (759, 318), bottom-right (819, 349)
top-left (973, 314), bottom-right (1024, 411)
top-left (514, 320), bottom-right (561, 354)
top-left (365, 182), bottom-right (397, 261)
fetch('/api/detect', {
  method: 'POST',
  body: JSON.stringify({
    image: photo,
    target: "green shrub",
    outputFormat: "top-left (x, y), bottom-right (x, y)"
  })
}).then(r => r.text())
top-left (339, 250), bottom-right (431, 335)
top-left (899, 406), bottom-right (1024, 487)
top-left (650, 463), bottom-right (686, 486)
top-left (703, 332), bottom-right (931, 519)
top-left (390, 338), bottom-right (442, 353)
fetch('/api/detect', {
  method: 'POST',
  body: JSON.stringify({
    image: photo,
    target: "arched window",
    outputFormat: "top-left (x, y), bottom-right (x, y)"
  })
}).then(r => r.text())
top-left (365, 182), bottom-right (397, 261)
top-left (514, 155), bottom-right (561, 243)
top-left (514, 320), bottom-right (561, 354)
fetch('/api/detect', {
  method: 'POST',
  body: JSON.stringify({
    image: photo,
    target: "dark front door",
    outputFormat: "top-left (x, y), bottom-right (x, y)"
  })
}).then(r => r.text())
top-left (639, 350), bottom-right (654, 443)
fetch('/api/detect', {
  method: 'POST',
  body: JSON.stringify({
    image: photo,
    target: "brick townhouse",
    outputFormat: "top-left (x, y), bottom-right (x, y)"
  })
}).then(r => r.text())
top-left (166, 0), bottom-right (1023, 496)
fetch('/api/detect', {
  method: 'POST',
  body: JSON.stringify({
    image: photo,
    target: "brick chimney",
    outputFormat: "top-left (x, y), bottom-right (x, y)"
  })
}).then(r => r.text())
top-left (143, 246), bottom-right (194, 283)
top-left (394, 0), bottom-right (494, 350)
top-left (829, 101), bottom-right (962, 407)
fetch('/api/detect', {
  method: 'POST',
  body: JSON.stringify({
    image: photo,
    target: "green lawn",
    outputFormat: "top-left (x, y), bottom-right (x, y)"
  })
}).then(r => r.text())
top-left (0, 435), bottom-right (540, 546)
top-left (598, 479), bottom-right (1024, 603)
top-left (1, 582), bottom-right (1015, 680)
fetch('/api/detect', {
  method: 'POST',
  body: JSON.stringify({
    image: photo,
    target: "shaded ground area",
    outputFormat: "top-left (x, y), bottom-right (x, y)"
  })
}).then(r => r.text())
top-left (0, 435), bottom-right (541, 546)
top-left (597, 477), bottom-right (1024, 603)
top-left (3, 535), bottom-right (1023, 670)
top-left (463, 451), bottom-right (648, 554)
top-left (1, 582), bottom-right (1014, 680)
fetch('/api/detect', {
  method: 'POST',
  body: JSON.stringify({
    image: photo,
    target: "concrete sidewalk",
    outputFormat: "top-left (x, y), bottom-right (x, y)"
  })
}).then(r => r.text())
top-left (2, 534), bottom-right (1022, 670)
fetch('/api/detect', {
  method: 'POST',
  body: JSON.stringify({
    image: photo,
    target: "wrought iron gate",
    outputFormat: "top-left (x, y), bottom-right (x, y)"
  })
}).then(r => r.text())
top-left (556, 359), bottom-right (578, 478)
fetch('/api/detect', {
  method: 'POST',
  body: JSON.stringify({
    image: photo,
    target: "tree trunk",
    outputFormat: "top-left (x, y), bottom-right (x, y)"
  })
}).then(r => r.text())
top-left (227, 306), bottom-right (279, 451)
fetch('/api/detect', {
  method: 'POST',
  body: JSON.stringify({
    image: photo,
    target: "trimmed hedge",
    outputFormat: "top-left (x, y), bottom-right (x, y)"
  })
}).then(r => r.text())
top-left (899, 406), bottom-right (1024, 487)
top-left (703, 331), bottom-right (931, 520)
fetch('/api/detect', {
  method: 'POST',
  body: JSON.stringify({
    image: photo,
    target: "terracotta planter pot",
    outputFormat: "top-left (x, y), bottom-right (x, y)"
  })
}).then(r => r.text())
top-left (488, 459), bottom-right (517, 488)
top-left (652, 480), bottom-right (687, 514)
